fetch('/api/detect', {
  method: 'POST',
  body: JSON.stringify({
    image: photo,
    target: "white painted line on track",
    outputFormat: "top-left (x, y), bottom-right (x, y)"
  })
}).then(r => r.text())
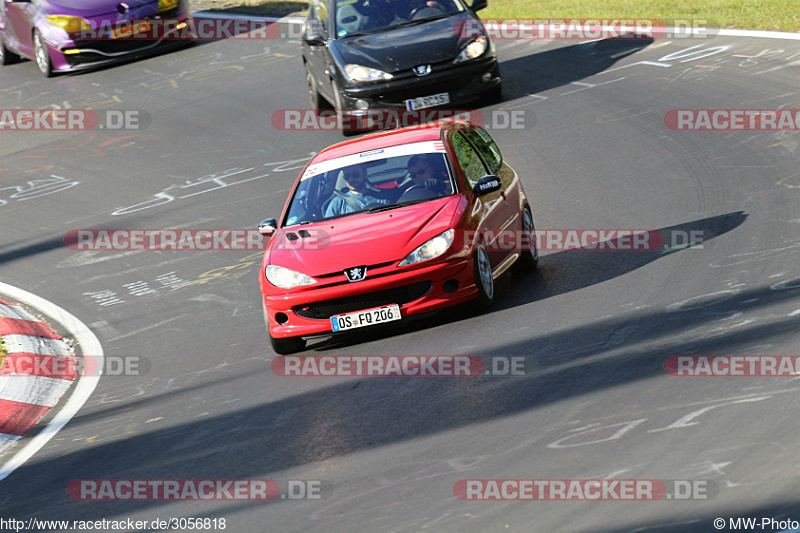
top-left (0, 282), bottom-right (103, 482)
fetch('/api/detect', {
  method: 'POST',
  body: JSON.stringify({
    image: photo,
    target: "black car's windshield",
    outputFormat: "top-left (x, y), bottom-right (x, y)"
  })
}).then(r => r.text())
top-left (334, 0), bottom-right (463, 38)
top-left (283, 142), bottom-right (456, 226)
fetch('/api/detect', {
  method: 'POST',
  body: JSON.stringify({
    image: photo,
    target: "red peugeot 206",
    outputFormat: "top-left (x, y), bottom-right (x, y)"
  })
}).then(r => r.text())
top-left (258, 120), bottom-right (538, 354)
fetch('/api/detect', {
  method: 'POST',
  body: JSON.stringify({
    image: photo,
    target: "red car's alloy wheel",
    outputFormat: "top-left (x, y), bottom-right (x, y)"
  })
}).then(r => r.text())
top-left (474, 243), bottom-right (495, 309)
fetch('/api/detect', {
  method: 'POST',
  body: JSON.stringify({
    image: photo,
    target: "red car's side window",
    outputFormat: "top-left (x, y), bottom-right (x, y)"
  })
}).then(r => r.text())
top-left (463, 127), bottom-right (503, 175)
top-left (451, 131), bottom-right (487, 189)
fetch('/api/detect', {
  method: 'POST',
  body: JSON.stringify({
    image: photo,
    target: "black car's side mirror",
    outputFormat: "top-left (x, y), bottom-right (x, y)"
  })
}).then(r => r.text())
top-left (473, 175), bottom-right (501, 196)
top-left (469, 0), bottom-right (488, 12)
top-left (303, 33), bottom-right (325, 46)
top-left (258, 218), bottom-right (278, 236)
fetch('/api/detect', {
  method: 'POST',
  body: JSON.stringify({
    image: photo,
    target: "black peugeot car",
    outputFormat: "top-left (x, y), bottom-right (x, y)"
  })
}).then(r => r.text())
top-left (301, 0), bottom-right (500, 119)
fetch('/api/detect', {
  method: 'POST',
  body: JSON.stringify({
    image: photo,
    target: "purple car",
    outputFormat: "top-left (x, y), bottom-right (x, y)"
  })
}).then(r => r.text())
top-left (0, 0), bottom-right (192, 77)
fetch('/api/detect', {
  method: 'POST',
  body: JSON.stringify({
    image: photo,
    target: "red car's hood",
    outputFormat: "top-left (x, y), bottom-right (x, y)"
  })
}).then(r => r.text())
top-left (267, 196), bottom-right (460, 277)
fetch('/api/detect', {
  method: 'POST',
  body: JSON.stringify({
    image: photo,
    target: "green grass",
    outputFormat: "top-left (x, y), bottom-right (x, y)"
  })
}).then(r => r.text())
top-left (218, 0), bottom-right (799, 32)
top-left (0, 335), bottom-right (6, 369)
top-left (205, 1), bottom-right (308, 17)
top-left (482, 0), bottom-right (799, 33)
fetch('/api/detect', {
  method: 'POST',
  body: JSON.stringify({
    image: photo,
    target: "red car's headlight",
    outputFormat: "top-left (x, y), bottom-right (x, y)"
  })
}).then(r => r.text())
top-left (265, 264), bottom-right (317, 289)
top-left (398, 229), bottom-right (455, 267)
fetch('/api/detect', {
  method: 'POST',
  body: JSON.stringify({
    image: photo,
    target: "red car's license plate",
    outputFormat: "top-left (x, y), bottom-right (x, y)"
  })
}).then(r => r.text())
top-left (330, 304), bottom-right (401, 332)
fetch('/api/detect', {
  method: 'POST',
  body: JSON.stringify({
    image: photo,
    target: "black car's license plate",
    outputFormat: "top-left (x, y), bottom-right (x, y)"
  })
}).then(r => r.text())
top-left (405, 92), bottom-right (450, 111)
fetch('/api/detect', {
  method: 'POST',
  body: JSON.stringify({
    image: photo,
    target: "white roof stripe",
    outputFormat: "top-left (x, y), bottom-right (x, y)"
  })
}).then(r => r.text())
top-left (302, 140), bottom-right (446, 180)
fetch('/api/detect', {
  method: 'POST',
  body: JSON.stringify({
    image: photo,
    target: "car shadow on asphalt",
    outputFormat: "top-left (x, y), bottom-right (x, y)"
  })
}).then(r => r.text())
top-left (5, 254), bottom-right (800, 521)
top-left (309, 211), bottom-right (747, 352)
top-left (496, 34), bottom-right (655, 101)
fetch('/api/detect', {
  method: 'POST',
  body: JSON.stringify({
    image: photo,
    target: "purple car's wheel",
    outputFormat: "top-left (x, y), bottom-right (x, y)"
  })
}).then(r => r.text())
top-left (33, 31), bottom-right (53, 78)
top-left (473, 242), bottom-right (495, 309)
top-left (0, 32), bottom-right (21, 65)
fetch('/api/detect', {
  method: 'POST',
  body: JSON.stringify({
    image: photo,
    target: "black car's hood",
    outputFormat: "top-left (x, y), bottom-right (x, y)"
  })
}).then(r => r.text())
top-left (331, 12), bottom-right (481, 75)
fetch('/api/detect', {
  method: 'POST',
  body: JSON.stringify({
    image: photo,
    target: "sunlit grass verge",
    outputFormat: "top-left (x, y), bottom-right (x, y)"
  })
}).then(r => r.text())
top-left (482, 0), bottom-right (799, 33)
top-left (203, 1), bottom-right (308, 17)
top-left (197, 0), bottom-right (798, 32)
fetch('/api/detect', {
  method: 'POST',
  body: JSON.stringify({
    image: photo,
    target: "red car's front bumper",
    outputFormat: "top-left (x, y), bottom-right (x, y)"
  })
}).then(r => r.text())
top-left (262, 257), bottom-right (478, 339)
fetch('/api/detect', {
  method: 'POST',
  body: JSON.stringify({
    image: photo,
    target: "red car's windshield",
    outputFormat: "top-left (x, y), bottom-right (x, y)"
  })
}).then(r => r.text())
top-left (284, 148), bottom-right (455, 226)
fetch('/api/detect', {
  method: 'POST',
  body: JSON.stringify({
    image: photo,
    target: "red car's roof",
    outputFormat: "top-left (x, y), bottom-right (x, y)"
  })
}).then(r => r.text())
top-left (311, 121), bottom-right (460, 164)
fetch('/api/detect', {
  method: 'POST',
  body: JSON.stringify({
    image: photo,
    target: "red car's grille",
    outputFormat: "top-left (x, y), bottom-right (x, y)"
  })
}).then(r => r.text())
top-left (315, 260), bottom-right (397, 279)
top-left (293, 281), bottom-right (432, 320)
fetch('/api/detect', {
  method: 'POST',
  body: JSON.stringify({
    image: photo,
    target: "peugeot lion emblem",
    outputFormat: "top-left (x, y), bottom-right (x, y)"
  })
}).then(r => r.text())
top-left (412, 64), bottom-right (431, 76)
top-left (344, 266), bottom-right (367, 282)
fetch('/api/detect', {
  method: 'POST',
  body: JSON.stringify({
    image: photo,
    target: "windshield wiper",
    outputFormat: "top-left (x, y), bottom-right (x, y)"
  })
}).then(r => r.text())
top-left (390, 14), bottom-right (450, 29)
top-left (367, 203), bottom-right (405, 212)
top-left (367, 200), bottom-right (427, 212)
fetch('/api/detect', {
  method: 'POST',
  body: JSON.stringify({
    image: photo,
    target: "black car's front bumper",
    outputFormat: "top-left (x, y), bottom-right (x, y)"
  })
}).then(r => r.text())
top-left (336, 55), bottom-right (500, 113)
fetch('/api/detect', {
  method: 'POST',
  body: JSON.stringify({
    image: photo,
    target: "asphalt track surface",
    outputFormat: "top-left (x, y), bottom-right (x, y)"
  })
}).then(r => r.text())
top-left (2, 20), bottom-right (800, 532)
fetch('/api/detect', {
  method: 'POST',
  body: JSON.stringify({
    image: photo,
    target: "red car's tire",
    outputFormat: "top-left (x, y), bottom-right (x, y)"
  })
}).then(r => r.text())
top-left (513, 205), bottom-right (538, 273)
top-left (473, 242), bottom-right (495, 309)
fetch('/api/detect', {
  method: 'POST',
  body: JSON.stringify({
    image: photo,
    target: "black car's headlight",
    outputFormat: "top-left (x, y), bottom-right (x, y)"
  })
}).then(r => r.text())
top-left (344, 64), bottom-right (393, 82)
top-left (453, 36), bottom-right (488, 63)
top-left (265, 265), bottom-right (317, 288)
top-left (398, 229), bottom-right (455, 267)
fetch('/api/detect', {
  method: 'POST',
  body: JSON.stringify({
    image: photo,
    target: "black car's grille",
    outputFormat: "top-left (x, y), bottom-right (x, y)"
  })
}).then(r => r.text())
top-left (293, 281), bottom-right (432, 320)
top-left (376, 79), bottom-right (464, 105)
